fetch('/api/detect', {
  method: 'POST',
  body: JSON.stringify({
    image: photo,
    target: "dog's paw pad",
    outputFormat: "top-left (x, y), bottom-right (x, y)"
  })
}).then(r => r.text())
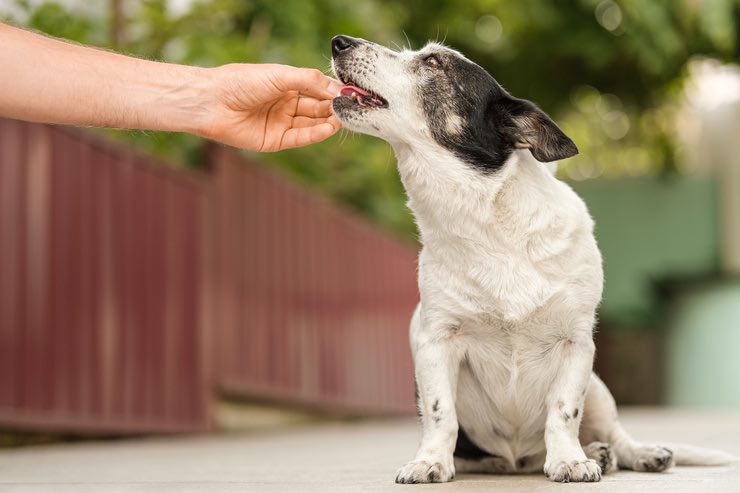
top-left (633, 446), bottom-right (674, 472)
top-left (583, 441), bottom-right (617, 474)
top-left (395, 459), bottom-right (454, 484)
top-left (546, 458), bottom-right (602, 483)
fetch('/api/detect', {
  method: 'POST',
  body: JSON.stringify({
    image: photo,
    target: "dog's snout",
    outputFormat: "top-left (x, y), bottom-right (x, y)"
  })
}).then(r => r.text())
top-left (332, 35), bottom-right (358, 57)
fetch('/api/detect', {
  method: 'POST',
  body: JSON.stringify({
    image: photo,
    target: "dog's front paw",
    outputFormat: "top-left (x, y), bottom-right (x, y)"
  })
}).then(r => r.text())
top-left (545, 458), bottom-right (602, 483)
top-left (632, 446), bottom-right (674, 472)
top-left (395, 459), bottom-right (455, 484)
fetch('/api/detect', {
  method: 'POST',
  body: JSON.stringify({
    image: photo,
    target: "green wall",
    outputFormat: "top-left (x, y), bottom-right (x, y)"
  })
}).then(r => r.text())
top-left (571, 177), bottom-right (720, 328)
top-left (666, 281), bottom-right (740, 407)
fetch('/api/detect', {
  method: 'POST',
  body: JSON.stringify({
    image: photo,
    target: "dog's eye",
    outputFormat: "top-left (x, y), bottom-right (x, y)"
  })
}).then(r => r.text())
top-left (424, 55), bottom-right (441, 69)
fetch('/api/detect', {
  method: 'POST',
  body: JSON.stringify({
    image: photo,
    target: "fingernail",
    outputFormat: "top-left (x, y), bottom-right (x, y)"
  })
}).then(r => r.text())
top-left (328, 81), bottom-right (343, 97)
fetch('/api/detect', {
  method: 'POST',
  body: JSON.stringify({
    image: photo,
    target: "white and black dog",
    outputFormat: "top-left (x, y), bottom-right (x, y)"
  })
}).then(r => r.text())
top-left (330, 35), bottom-right (736, 483)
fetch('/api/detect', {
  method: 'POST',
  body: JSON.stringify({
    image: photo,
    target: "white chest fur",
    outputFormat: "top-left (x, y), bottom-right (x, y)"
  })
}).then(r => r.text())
top-left (395, 146), bottom-right (603, 323)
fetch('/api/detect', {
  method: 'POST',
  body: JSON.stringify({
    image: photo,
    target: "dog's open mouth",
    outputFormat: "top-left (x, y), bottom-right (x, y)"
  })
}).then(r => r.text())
top-left (338, 79), bottom-right (388, 109)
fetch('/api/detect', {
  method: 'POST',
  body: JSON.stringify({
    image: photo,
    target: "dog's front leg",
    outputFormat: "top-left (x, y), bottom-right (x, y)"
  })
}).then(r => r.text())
top-left (396, 316), bottom-right (462, 484)
top-left (543, 335), bottom-right (601, 483)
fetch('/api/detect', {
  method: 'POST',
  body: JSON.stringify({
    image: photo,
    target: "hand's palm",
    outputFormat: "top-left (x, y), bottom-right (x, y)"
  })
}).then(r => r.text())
top-left (205, 64), bottom-right (340, 152)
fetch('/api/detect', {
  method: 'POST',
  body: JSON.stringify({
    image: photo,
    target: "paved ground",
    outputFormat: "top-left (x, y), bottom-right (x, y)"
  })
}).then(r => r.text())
top-left (1, 408), bottom-right (739, 492)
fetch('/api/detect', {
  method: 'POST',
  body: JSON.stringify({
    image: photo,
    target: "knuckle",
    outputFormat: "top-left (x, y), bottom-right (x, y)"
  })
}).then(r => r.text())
top-left (304, 68), bottom-right (323, 83)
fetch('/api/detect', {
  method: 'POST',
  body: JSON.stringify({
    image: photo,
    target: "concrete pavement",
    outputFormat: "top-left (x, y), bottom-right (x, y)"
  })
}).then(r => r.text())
top-left (1, 408), bottom-right (739, 492)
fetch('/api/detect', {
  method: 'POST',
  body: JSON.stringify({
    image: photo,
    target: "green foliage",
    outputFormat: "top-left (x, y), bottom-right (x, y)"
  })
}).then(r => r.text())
top-left (3, 0), bottom-right (739, 239)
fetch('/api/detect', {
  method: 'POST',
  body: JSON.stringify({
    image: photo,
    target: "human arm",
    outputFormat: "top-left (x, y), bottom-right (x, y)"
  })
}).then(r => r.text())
top-left (0, 23), bottom-right (342, 151)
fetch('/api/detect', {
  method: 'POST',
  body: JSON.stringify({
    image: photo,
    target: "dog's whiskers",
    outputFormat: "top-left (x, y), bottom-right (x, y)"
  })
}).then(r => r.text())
top-left (389, 40), bottom-right (403, 52)
top-left (402, 30), bottom-right (413, 51)
top-left (338, 128), bottom-right (352, 146)
top-left (320, 57), bottom-right (335, 77)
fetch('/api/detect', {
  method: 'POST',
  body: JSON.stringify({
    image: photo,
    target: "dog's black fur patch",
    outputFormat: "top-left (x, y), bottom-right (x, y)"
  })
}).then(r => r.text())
top-left (418, 49), bottom-right (578, 172)
top-left (414, 381), bottom-right (422, 418)
top-left (454, 424), bottom-right (500, 460)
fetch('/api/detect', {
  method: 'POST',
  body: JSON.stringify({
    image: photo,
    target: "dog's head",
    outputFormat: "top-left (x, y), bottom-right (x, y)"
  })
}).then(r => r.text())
top-left (331, 35), bottom-right (577, 171)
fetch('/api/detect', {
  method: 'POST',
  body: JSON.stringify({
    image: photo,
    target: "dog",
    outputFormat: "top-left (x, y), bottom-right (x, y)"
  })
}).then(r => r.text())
top-left (330, 35), bottom-right (737, 483)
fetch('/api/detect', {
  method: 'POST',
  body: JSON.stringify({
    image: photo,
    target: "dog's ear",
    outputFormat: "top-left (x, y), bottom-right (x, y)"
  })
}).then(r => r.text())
top-left (495, 96), bottom-right (578, 163)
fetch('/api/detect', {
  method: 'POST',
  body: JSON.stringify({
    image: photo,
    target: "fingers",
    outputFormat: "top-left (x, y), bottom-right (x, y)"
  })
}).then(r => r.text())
top-left (278, 115), bottom-right (341, 151)
top-left (292, 116), bottom-right (329, 128)
top-left (274, 94), bottom-right (336, 124)
top-left (296, 97), bottom-right (334, 118)
top-left (273, 66), bottom-right (342, 100)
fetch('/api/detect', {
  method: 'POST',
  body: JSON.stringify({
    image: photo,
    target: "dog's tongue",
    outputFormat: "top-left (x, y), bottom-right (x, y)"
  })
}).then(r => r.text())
top-left (340, 85), bottom-right (371, 97)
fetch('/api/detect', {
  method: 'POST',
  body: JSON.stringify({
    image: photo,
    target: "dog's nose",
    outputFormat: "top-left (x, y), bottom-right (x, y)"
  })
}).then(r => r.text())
top-left (332, 35), bottom-right (358, 56)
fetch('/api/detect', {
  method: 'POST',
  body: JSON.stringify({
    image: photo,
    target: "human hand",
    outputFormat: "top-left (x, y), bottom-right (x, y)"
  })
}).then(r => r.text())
top-left (198, 64), bottom-right (342, 152)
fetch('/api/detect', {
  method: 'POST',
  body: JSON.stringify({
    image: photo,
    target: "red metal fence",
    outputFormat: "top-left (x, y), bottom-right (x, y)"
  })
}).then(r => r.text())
top-left (0, 119), bottom-right (418, 433)
top-left (209, 146), bottom-right (417, 413)
top-left (0, 119), bottom-right (210, 433)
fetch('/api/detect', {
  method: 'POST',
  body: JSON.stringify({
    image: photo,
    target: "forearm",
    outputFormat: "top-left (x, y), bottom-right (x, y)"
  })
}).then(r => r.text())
top-left (0, 23), bottom-right (213, 134)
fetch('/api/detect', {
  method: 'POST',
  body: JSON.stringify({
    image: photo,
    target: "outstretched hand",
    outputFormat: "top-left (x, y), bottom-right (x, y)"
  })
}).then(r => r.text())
top-left (199, 63), bottom-right (343, 152)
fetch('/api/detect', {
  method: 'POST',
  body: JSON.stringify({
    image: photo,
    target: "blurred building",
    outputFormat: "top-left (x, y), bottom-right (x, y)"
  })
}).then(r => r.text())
top-left (573, 60), bottom-right (740, 407)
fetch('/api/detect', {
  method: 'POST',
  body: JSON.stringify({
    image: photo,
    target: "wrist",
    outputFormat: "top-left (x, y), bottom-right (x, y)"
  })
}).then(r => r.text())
top-left (137, 63), bottom-right (217, 137)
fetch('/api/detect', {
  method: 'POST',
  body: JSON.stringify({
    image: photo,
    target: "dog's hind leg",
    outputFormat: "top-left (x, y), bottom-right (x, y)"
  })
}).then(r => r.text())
top-left (580, 373), bottom-right (674, 472)
top-left (582, 441), bottom-right (618, 474)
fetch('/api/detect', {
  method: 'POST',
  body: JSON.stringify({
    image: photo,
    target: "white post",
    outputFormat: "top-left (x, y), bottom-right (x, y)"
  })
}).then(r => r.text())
top-left (683, 60), bottom-right (740, 274)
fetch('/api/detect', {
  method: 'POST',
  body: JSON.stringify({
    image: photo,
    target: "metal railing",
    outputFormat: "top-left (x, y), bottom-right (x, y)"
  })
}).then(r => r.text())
top-left (0, 119), bottom-right (418, 433)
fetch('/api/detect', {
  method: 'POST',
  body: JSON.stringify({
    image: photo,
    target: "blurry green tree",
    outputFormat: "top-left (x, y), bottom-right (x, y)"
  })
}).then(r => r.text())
top-left (2, 0), bottom-right (738, 238)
